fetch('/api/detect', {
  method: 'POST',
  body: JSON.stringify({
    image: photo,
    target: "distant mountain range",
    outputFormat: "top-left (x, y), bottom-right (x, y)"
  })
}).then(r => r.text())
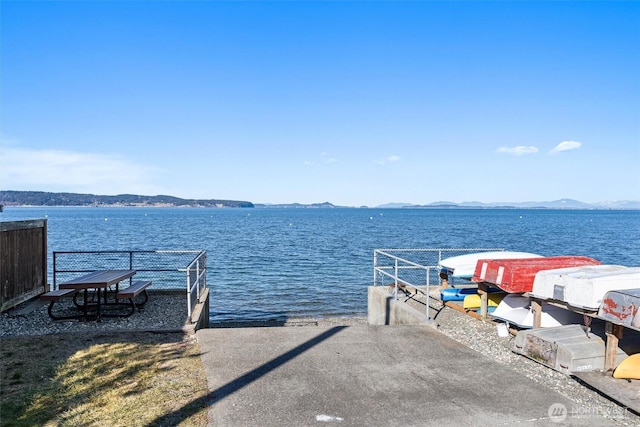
top-left (376, 199), bottom-right (640, 210)
top-left (0, 191), bottom-right (638, 210)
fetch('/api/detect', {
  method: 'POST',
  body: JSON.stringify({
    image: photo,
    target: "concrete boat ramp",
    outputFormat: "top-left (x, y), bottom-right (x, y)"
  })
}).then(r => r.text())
top-left (197, 324), bottom-right (619, 426)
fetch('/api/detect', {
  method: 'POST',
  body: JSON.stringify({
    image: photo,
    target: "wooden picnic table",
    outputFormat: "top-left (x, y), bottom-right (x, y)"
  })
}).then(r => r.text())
top-left (58, 269), bottom-right (137, 321)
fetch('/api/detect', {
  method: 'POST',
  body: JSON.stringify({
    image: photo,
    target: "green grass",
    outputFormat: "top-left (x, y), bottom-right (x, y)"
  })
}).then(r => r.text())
top-left (0, 332), bottom-right (209, 427)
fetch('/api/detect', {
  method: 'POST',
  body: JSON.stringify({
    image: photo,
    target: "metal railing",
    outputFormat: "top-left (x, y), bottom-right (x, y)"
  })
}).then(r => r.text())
top-left (185, 251), bottom-right (207, 321)
top-left (52, 250), bottom-right (206, 319)
top-left (373, 248), bottom-right (504, 320)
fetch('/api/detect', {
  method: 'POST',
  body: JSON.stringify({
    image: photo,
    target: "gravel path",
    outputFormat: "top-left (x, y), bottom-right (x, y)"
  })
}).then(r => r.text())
top-left (2, 292), bottom-right (637, 426)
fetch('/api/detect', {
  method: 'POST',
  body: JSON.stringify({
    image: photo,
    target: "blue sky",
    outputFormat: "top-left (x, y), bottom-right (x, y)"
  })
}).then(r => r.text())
top-left (1, 1), bottom-right (639, 206)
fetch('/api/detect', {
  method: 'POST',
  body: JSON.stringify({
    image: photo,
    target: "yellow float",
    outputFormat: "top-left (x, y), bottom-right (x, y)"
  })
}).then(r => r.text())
top-left (613, 353), bottom-right (640, 380)
top-left (462, 293), bottom-right (506, 309)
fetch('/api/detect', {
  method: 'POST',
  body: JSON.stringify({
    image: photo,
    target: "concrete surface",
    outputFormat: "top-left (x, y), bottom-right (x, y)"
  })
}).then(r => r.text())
top-left (574, 371), bottom-right (640, 415)
top-left (197, 324), bottom-right (619, 426)
top-left (368, 286), bottom-right (432, 326)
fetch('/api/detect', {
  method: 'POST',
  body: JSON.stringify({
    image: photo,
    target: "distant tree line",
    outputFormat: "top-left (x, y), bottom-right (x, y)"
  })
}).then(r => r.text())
top-left (0, 191), bottom-right (254, 208)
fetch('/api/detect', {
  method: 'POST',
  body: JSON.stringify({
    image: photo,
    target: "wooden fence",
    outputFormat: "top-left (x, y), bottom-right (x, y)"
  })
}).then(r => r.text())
top-left (0, 219), bottom-right (48, 312)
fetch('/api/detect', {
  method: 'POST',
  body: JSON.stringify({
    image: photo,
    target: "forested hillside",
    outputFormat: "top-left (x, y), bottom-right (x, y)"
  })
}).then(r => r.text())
top-left (0, 191), bottom-right (254, 208)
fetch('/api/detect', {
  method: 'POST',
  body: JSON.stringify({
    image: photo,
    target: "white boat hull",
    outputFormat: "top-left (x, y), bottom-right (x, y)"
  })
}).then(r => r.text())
top-left (491, 294), bottom-right (582, 328)
top-left (530, 265), bottom-right (640, 311)
top-left (598, 288), bottom-right (640, 331)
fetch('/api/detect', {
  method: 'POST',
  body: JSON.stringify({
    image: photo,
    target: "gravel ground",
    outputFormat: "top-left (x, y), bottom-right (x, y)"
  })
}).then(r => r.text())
top-left (0, 291), bottom-right (190, 338)
top-left (2, 292), bottom-right (638, 426)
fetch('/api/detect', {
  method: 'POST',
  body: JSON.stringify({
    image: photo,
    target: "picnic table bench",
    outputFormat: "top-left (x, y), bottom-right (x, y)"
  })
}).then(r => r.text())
top-left (116, 280), bottom-right (152, 314)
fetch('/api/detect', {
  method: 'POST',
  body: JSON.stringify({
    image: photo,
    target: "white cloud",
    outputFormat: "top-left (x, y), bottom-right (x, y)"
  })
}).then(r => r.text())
top-left (0, 147), bottom-right (161, 195)
top-left (549, 140), bottom-right (582, 154)
top-left (374, 155), bottom-right (401, 165)
top-left (496, 146), bottom-right (539, 156)
top-left (318, 152), bottom-right (337, 164)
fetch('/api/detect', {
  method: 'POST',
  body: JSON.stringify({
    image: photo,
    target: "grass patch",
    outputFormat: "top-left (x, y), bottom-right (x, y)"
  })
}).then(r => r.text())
top-left (0, 331), bottom-right (209, 426)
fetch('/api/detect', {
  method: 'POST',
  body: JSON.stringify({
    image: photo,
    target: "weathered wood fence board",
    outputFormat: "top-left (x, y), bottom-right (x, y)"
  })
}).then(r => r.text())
top-left (0, 219), bottom-right (48, 312)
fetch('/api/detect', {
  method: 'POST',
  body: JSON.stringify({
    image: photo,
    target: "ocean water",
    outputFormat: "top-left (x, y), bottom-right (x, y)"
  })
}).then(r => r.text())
top-left (2, 207), bottom-right (639, 321)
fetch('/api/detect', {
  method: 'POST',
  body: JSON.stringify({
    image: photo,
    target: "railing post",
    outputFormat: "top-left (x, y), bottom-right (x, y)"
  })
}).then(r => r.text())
top-left (373, 250), bottom-right (378, 287)
top-left (186, 265), bottom-right (192, 319)
top-left (425, 267), bottom-right (430, 321)
top-left (393, 258), bottom-right (399, 300)
top-left (53, 252), bottom-right (57, 288)
top-left (202, 251), bottom-right (207, 295)
top-left (196, 258), bottom-right (201, 300)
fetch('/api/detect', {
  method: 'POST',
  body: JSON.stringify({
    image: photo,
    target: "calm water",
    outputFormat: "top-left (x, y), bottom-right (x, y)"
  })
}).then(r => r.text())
top-left (2, 207), bottom-right (639, 321)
